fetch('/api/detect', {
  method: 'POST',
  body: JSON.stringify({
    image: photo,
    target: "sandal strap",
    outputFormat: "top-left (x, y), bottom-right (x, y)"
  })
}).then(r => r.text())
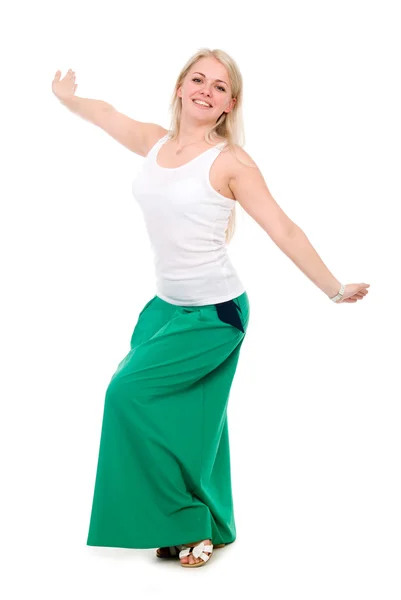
top-left (179, 541), bottom-right (213, 562)
top-left (179, 547), bottom-right (191, 558)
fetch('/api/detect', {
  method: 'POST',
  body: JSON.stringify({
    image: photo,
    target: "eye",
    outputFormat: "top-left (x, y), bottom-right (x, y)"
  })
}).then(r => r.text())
top-left (192, 77), bottom-right (226, 92)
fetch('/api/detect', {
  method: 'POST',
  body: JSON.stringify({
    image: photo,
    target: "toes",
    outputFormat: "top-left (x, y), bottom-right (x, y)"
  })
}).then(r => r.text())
top-left (180, 542), bottom-right (213, 565)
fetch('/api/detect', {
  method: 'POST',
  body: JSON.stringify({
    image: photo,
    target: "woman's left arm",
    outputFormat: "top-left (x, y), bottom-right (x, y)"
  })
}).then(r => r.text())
top-left (228, 147), bottom-right (370, 304)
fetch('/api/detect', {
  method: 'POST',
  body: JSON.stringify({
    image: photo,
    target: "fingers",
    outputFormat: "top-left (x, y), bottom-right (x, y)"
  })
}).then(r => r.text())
top-left (338, 294), bottom-right (366, 303)
top-left (54, 69), bottom-right (75, 80)
top-left (355, 284), bottom-right (370, 299)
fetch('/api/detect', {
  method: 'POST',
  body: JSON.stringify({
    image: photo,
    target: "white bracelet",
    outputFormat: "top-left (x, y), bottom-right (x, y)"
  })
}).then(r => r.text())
top-left (330, 284), bottom-right (345, 302)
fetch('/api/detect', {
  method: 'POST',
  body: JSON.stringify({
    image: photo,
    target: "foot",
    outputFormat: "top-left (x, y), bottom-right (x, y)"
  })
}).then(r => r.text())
top-left (179, 539), bottom-right (213, 565)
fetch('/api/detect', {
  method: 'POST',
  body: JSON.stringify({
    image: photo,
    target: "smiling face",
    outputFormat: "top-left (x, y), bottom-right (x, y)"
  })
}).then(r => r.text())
top-left (177, 56), bottom-right (236, 123)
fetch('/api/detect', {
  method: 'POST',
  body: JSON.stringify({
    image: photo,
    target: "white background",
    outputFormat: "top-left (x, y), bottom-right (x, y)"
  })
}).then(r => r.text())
top-left (1, 0), bottom-right (400, 598)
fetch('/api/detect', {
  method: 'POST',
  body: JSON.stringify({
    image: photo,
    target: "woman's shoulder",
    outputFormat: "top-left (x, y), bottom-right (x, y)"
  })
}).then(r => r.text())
top-left (219, 141), bottom-right (258, 180)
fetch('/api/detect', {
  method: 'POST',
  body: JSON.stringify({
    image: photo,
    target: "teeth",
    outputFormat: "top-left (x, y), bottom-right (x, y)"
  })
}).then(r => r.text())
top-left (193, 100), bottom-right (211, 107)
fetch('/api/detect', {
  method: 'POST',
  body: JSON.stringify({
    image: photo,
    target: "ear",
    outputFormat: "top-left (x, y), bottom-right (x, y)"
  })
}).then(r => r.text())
top-left (225, 97), bottom-right (236, 113)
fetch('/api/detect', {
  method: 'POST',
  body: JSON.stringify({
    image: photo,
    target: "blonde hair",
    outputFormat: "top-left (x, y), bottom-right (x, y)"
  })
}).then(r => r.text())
top-left (166, 48), bottom-right (247, 245)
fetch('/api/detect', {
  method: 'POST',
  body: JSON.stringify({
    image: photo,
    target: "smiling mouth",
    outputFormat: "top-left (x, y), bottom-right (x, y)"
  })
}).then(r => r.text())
top-left (192, 99), bottom-right (212, 108)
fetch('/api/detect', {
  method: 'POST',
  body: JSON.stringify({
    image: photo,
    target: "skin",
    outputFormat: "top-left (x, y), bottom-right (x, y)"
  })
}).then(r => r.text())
top-left (175, 55), bottom-right (237, 149)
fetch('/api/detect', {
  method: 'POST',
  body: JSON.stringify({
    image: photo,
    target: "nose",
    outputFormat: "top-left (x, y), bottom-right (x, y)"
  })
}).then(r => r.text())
top-left (199, 85), bottom-right (212, 97)
top-left (200, 90), bottom-right (212, 101)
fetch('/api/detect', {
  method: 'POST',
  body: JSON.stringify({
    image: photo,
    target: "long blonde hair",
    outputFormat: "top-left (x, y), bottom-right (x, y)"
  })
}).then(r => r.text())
top-left (166, 48), bottom-right (247, 245)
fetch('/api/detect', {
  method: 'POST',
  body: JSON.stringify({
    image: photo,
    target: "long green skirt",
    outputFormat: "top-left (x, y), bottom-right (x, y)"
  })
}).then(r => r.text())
top-left (86, 290), bottom-right (250, 549)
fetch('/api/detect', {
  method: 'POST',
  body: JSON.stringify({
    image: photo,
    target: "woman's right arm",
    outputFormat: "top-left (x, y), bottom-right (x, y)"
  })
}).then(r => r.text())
top-left (52, 69), bottom-right (167, 156)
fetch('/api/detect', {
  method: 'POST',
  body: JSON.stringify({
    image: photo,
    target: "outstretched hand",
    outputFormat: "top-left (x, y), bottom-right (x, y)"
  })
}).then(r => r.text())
top-left (334, 283), bottom-right (370, 303)
top-left (52, 69), bottom-right (77, 103)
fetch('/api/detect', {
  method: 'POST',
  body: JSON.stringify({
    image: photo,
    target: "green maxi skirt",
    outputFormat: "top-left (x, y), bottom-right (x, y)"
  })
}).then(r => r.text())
top-left (86, 290), bottom-right (250, 549)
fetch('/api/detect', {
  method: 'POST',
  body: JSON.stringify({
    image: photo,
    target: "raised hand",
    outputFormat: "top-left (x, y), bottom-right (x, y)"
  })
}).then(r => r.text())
top-left (52, 69), bottom-right (78, 103)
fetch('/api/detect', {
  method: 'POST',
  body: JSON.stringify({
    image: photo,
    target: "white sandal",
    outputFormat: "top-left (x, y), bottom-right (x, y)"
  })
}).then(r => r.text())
top-left (179, 540), bottom-right (214, 568)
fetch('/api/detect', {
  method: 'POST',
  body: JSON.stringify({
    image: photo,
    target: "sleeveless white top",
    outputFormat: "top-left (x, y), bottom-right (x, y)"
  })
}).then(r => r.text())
top-left (131, 134), bottom-right (246, 306)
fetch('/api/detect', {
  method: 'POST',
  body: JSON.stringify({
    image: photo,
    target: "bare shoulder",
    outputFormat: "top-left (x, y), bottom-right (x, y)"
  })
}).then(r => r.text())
top-left (220, 143), bottom-right (258, 182)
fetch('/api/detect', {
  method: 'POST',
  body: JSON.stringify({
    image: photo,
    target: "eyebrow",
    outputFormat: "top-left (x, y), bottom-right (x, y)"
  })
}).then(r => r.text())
top-left (192, 72), bottom-right (228, 86)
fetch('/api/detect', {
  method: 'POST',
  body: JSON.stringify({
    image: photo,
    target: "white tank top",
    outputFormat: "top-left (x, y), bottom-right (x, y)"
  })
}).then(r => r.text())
top-left (131, 134), bottom-right (246, 306)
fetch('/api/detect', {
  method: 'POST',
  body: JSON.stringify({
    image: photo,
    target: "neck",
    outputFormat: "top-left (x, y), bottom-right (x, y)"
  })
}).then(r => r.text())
top-left (176, 116), bottom-right (214, 146)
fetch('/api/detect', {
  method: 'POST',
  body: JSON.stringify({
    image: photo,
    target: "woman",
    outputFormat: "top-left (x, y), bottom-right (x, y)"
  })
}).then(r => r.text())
top-left (52, 48), bottom-right (370, 568)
